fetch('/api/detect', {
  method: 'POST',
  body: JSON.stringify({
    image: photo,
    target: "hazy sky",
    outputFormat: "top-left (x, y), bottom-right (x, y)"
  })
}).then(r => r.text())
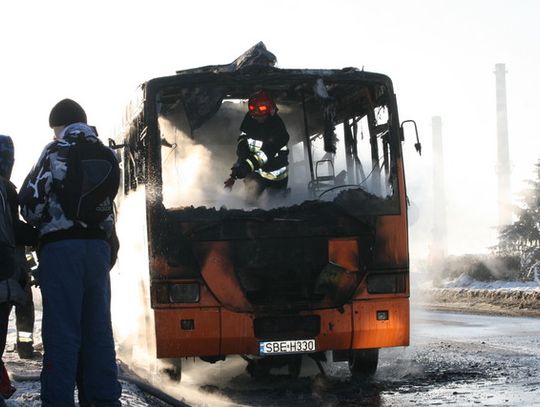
top-left (1, 0), bottom-right (539, 257)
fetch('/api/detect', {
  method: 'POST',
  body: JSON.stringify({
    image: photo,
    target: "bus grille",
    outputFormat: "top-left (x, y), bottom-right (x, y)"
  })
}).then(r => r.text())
top-left (253, 315), bottom-right (320, 340)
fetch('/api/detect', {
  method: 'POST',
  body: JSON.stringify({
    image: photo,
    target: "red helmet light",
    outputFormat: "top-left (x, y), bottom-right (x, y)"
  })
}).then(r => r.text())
top-left (247, 90), bottom-right (276, 117)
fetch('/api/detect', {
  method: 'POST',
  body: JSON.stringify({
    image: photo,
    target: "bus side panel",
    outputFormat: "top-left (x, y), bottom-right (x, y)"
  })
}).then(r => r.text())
top-left (351, 297), bottom-right (409, 349)
top-left (155, 308), bottom-right (220, 358)
top-left (372, 216), bottom-right (408, 268)
top-left (371, 158), bottom-right (409, 269)
top-left (220, 310), bottom-right (258, 355)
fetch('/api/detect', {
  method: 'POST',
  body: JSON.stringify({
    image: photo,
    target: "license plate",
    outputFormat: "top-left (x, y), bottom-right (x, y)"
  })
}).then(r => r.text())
top-left (259, 339), bottom-right (316, 355)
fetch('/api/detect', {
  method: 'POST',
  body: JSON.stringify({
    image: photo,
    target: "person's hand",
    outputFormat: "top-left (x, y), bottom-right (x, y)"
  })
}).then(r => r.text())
top-left (0, 279), bottom-right (28, 305)
top-left (230, 160), bottom-right (251, 179)
top-left (224, 177), bottom-right (236, 190)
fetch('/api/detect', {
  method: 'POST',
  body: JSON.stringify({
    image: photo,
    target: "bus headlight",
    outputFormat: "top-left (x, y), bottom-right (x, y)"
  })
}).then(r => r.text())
top-left (169, 283), bottom-right (200, 303)
top-left (367, 273), bottom-right (406, 294)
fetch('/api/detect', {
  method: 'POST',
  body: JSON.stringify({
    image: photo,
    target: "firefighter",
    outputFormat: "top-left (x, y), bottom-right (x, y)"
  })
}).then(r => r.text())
top-left (224, 90), bottom-right (290, 202)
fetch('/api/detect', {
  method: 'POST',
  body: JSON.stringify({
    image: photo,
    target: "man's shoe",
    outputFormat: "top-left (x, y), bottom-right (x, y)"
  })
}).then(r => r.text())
top-left (17, 341), bottom-right (38, 360)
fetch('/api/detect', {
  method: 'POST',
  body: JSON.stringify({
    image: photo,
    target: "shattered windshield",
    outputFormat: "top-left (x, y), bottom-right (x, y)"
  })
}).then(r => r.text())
top-left (157, 78), bottom-right (399, 218)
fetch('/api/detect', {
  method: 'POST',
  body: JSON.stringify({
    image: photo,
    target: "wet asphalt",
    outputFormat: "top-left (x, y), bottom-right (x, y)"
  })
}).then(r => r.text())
top-left (172, 307), bottom-right (540, 407)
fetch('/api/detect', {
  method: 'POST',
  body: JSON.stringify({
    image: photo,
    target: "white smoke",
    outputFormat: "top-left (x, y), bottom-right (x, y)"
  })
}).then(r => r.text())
top-left (110, 188), bottom-right (246, 406)
top-left (110, 188), bottom-right (157, 372)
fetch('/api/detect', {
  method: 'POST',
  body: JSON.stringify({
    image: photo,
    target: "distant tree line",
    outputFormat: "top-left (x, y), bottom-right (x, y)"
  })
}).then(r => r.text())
top-left (497, 159), bottom-right (540, 281)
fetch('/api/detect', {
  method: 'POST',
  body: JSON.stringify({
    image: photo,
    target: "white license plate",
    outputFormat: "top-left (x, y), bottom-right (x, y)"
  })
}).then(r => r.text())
top-left (259, 339), bottom-right (316, 355)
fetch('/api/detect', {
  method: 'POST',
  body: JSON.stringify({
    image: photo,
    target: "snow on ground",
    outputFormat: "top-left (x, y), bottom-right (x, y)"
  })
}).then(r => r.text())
top-left (440, 274), bottom-right (540, 291)
top-left (417, 274), bottom-right (540, 317)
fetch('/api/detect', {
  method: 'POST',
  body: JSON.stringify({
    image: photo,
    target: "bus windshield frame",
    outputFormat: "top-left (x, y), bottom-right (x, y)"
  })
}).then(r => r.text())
top-left (141, 69), bottom-right (402, 230)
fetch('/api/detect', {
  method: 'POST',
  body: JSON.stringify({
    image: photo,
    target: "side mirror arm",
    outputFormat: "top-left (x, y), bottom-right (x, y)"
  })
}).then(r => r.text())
top-left (400, 120), bottom-right (421, 156)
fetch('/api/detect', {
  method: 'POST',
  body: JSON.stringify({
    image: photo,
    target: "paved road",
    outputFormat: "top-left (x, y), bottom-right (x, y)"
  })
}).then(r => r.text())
top-left (163, 307), bottom-right (540, 407)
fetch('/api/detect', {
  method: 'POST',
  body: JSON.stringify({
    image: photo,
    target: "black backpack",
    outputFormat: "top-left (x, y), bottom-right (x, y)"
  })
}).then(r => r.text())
top-left (58, 140), bottom-right (120, 225)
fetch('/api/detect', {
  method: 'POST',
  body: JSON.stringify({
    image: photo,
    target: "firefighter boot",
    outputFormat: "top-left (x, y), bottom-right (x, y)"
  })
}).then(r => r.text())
top-left (16, 341), bottom-right (36, 360)
top-left (0, 365), bottom-right (15, 399)
top-left (17, 331), bottom-right (37, 359)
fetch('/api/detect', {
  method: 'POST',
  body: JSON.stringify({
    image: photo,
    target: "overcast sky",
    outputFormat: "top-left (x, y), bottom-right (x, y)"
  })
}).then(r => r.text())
top-left (1, 0), bottom-right (539, 258)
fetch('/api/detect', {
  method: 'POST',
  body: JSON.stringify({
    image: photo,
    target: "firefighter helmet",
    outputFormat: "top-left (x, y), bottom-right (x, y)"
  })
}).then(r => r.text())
top-left (248, 90), bottom-right (277, 118)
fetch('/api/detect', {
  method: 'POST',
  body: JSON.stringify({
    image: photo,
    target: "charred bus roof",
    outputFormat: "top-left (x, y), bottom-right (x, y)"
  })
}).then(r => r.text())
top-left (123, 42), bottom-right (399, 149)
top-left (144, 66), bottom-right (396, 134)
top-left (120, 43), bottom-right (403, 219)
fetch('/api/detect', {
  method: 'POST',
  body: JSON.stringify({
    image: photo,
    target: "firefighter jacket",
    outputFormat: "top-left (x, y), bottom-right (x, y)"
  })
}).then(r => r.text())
top-left (234, 113), bottom-right (290, 181)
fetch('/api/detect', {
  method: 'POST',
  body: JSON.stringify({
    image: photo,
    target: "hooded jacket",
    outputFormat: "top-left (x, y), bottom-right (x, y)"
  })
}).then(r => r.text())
top-left (0, 135), bottom-right (36, 292)
top-left (19, 123), bottom-right (115, 245)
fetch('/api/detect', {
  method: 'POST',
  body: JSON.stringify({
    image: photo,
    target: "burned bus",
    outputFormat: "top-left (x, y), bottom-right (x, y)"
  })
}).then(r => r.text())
top-left (114, 44), bottom-right (412, 380)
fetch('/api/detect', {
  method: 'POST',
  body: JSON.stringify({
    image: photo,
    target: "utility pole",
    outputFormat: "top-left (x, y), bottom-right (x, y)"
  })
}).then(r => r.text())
top-left (430, 116), bottom-right (448, 260)
top-left (494, 63), bottom-right (512, 227)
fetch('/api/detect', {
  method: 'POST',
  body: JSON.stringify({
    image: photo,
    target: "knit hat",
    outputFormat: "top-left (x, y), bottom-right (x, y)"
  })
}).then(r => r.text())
top-left (49, 99), bottom-right (87, 128)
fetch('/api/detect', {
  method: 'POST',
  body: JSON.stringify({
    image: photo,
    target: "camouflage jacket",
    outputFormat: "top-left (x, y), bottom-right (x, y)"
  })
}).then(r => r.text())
top-left (19, 123), bottom-right (114, 239)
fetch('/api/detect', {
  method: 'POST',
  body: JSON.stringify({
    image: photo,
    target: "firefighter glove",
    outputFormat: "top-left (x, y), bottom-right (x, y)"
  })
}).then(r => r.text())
top-left (224, 177), bottom-right (236, 190)
top-left (230, 160), bottom-right (251, 179)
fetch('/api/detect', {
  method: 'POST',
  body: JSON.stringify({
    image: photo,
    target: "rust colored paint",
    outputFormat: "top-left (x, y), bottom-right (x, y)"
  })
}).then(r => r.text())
top-left (155, 308), bottom-right (220, 358)
top-left (351, 297), bottom-right (409, 349)
top-left (372, 158), bottom-right (409, 268)
top-left (221, 306), bottom-right (357, 355)
top-left (221, 307), bottom-right (355, 355)
top-left (154, 298), bottom-right (407, 358)
top-left (149, 255), bottom-right (172, 277)
top-left (149, 253), bottom-right (198, 279)
top-left (220, 310), bottom-right (259, 355)
top-left (328, 239), bottom-right (359, 271)
top-left (316, 305), bottom-right (354, 351)
top-left (372, 216), bottom-right (407, 267)
top-left (198, 242), bottom-right (253, 312)
top-left (395, 157), bottom-right (410, 263)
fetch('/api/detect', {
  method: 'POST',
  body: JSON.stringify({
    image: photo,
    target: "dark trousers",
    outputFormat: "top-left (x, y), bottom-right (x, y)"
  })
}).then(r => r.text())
top-left (39, 239), bottom-right (121, 407)
top-left (244, 173), bottom-right (288, 204)
top-left (0, 304), bottom-right (10, 365)
top-left (0, 285), bottom-right (34, 354)
top-left (15, 277), bottom-right (34, 344)
top-left (0, 273), bottom-right (34, 358)
top-left (0, 304), bottom-right (15, 401)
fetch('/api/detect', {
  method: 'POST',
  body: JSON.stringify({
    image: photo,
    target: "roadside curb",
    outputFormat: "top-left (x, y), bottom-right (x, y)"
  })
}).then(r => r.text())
top-left (414, 288), bottom-right (540, 318)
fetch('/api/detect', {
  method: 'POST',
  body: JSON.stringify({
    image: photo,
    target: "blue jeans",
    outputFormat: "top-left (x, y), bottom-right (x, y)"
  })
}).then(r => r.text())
top-left (39, 239), bottom-right (121, 406)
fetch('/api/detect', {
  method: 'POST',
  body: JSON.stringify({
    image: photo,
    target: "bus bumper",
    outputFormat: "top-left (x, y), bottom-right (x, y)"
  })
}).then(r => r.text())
top-left (154, 297), bottom-right (409, 358)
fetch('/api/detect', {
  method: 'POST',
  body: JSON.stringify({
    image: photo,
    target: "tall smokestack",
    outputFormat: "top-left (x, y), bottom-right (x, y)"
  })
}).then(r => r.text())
top-left (494, 63), bottom-right (512, 227)
top-left (430, 116), bottom-right (447, 259)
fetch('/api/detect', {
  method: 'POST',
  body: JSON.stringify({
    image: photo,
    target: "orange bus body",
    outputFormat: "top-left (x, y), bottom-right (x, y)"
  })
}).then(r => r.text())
top-left (116, 57), bottom-right (411, 377)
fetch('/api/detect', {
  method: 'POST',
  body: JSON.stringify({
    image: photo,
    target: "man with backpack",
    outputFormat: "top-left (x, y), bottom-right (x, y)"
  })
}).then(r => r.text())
top-left (19, 99), bottom-right (122, 406)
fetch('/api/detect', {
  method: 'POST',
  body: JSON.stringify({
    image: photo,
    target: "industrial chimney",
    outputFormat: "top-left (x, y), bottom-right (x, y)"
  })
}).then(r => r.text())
top-left (494, 63), bottom-right (512, 227)
top-left (430, 116), bottom-right (447, 260)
